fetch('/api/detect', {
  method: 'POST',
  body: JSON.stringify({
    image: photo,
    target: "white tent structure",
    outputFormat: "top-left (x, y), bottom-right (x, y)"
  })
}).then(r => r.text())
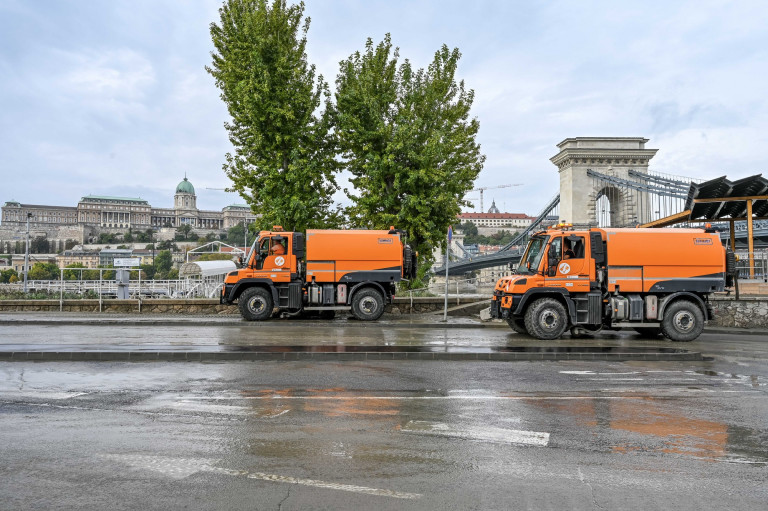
top-left (179, 260), bottom-right (237, 278)
top-left (179, 260), bottom-right (238, 298)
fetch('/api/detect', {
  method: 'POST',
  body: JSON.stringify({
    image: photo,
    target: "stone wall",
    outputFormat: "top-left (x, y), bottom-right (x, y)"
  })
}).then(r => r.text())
top-left (709, 298), bottom-right (768, 329)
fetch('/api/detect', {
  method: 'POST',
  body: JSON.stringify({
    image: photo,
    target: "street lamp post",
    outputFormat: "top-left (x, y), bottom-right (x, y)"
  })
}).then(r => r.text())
top-left (23, 212), bottom-right (31, 293)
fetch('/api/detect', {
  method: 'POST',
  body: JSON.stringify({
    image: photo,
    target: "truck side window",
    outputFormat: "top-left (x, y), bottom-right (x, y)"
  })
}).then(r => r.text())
top-left (564, 236), bottom-right (585, 259)
top-left (550, 237), bottom-right (562, 263)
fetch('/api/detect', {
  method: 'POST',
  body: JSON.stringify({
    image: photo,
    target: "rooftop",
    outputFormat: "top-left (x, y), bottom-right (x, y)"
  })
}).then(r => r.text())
top-left (80, 195), bottom-right (149, 204)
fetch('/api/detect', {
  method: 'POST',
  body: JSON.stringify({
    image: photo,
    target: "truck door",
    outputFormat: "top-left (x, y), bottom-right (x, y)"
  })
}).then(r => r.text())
top-left (545, 235), bottom-right (590, 292)
top-left (263, 236), bottom-right (291, 282)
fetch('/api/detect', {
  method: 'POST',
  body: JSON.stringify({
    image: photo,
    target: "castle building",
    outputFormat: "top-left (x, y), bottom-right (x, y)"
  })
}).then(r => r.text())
top-left (0, 177), bottom-right (258, 250)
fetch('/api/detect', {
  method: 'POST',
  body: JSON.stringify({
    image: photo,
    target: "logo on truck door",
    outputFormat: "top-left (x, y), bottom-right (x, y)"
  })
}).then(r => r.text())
top-left (274, 256), bottom-right (285, 266)
top-left (558, 262), bottom-right (571, 274)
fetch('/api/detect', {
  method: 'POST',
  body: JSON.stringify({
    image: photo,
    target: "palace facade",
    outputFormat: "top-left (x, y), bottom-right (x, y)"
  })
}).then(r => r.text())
top-left (1, 177), bottom-right (256, 233)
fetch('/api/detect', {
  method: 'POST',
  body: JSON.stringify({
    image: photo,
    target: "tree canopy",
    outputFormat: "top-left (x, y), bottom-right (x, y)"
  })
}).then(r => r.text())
top-left (335, 35), bottom-right (484, 281)
top-left (208, 0), bottom-right (341, 231)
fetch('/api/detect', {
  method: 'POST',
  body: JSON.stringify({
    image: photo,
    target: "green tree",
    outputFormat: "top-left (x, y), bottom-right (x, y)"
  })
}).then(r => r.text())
top-left (139, 264), bottom-right (156, 280)
top-left (225, 223), bottom-right (247, 246)
top-left (31, 236), bottom-right (50, 254)
top-left (63, 263), bottom-right (86, 280)
top-left (0, 268), bottom-right (18, 283)
top-left (154, 250), bottom-right (173, 275)
top-left (207, 0), bottom-right (341, 231)
top-left (458, 221), bottom-right (478, 237)
top-left (335, 35), bottom-right (484, 282)
top-left (123, 230), bottom-right (134, 243)
top-left (27, 262), bottom-right (59, 280)
top-left (175, 224), bottom-right (193, 241)
top-left (198, 253), bottom-right (237, 262)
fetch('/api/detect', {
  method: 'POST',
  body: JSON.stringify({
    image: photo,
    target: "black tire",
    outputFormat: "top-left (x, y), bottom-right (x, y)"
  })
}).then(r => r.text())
top-left (524, 298), bottom-right (569, 340)
top-left (660, 300), bottom-right (704, 342)
top-left (403, 245), bottom-right (413, 278)
top-left (351, 288), bottom-right (385, 321)
top-left (633, 327), bottom-right (663, 337)
top-left (238, 287), bottom-right (273, 321)
top-left (506, 317), bottom-right (528, 334)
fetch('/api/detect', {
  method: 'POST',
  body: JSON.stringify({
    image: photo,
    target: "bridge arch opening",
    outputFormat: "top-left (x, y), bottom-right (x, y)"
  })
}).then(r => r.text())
top-left (594, 186), bottom-right (625, 227)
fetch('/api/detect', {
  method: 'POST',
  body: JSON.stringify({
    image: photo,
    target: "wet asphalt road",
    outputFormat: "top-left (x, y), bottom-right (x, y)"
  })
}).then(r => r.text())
top-left (0, 323), bottom-right (767, 510)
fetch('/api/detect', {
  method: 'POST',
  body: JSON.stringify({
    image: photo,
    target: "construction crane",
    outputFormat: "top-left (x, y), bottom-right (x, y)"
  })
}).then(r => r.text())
top-left (468, 184), bottom-right (524, 212)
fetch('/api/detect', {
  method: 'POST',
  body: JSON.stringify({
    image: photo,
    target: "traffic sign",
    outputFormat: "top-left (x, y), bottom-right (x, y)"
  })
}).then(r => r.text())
top-left (114, 258), bottom-right (141, 267)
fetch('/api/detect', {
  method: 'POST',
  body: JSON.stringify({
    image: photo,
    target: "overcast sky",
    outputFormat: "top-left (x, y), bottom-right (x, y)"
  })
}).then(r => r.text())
top-left (1, 0), bottom-right (766, 216)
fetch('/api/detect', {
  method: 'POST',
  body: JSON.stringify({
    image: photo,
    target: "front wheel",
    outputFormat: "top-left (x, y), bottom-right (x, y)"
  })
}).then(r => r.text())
top-left (524, 298), bottom-right (568, 340)
top-left (351, 288), bottom-right (385, 321)
top-left (238, 287), bottom-right (273, 321)
top-left (661, 300), bottom-right (704, 342)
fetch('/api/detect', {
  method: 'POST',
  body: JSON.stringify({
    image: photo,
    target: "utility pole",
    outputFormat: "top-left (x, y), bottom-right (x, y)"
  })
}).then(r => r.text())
top-left (23, 212), bottom-right (31, 293)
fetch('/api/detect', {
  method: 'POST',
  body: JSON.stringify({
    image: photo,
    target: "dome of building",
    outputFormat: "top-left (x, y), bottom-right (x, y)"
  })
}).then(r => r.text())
top-left (176, 177), bottom-right (195, 195)
top-left (488, 200), bottom-right (500, 214)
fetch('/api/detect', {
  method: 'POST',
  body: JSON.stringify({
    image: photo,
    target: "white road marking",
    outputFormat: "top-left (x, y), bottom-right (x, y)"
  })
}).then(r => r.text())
top-left (402, 420), bottom-right (549, 447)
top-left (104, 454), bottom-right (421, 499)
top-left (0, 391), bottom-right (88, 399)
top-left (169, 400), bottom-right (290, 418)
top-left (559, 370), bottom-right (595, 375)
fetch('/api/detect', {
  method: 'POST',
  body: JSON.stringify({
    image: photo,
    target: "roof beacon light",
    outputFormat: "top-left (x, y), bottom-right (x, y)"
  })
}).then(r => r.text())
top-left (272, 225), bottom-right (284, 231)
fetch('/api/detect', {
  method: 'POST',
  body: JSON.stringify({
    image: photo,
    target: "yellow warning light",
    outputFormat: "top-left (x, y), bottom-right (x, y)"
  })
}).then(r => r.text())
top-left (272, 225), bottom-right (284, 231)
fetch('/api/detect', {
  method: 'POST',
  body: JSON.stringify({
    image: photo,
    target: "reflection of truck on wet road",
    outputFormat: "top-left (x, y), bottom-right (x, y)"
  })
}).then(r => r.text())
top-left (490, 224), bottom-right (735, 341)
top-left (221, 227), bottom-right (416, 321)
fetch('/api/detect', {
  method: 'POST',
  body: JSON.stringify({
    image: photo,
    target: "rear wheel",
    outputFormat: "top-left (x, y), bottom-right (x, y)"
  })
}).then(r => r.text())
top-left (524, 298), bottom-right (568, 340)
top-left (238, 287), bottom-right (273, 321)
top-left (506, 317), bottom-right (528, 334)
top-left (661, 300), bottom-right (704, 342)
top-left (351, 288), bottom-right (385, 321)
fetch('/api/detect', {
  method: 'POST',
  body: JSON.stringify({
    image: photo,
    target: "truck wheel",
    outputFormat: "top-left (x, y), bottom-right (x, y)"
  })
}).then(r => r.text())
top-left (351, 288), bottom-right (384, 321)
top-left (239, 287), bottom-right (273, 321)
top-left (524, 298), bottom-right (568, 340)
top-left (506, 318), bottom-right (528, 334)
top-left (633, 327), bottom-right (662, 337)
top-left (660, 300), bottom-right (704, 342)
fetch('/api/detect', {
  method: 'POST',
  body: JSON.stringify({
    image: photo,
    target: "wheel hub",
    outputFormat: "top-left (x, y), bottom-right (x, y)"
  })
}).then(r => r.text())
top-left (673, 310), bottom-right (694, 332)
top-left (360, 296), bottom-right (378, 314)
top-left (539, 309), bottom-right (560, 330)
top-left (248, 297), bottom-right (266, 313)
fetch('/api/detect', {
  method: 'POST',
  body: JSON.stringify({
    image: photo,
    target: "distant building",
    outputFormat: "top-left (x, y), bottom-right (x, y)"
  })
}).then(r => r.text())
top-left (99, 249), bottom-right (133, 267)
top-left (457, 201), bottom-right (534, 232)
top-left (57, 249), bottom-right (100, 269)
top-left (0, 176), bottom-right (259, 252)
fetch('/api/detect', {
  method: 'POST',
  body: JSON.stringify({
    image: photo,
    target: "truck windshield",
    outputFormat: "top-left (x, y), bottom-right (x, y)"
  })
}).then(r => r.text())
top-left (517, 235), bottom-right (549, 274)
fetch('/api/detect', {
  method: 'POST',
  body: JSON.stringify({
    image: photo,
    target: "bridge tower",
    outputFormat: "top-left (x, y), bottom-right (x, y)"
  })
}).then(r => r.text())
top-left (551, 137), bottom-right (658, 227)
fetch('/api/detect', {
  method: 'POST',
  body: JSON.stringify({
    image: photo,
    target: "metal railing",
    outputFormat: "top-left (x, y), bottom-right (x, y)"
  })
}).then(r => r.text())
top-left (0, 266), bottom-right (229, 311)
top-left (735, 250), bottom-right (768, 281)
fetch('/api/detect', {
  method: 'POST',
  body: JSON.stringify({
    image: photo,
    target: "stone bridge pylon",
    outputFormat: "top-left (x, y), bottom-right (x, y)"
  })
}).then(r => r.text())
top-left (551, 137), bottom-right (658, 227)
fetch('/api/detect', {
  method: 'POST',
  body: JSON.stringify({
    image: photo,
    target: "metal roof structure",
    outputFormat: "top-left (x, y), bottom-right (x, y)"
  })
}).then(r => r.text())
top-left (685, 174), bottom-right (768, 221)
top-left (641, 174), bottom-right (768, 278)
top-left (179, 260), bottom-right (237, 278)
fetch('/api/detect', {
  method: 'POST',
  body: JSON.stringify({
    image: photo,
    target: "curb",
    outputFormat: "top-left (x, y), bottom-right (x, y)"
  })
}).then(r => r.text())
top-left (0, 348), bottom-right (703, 362)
